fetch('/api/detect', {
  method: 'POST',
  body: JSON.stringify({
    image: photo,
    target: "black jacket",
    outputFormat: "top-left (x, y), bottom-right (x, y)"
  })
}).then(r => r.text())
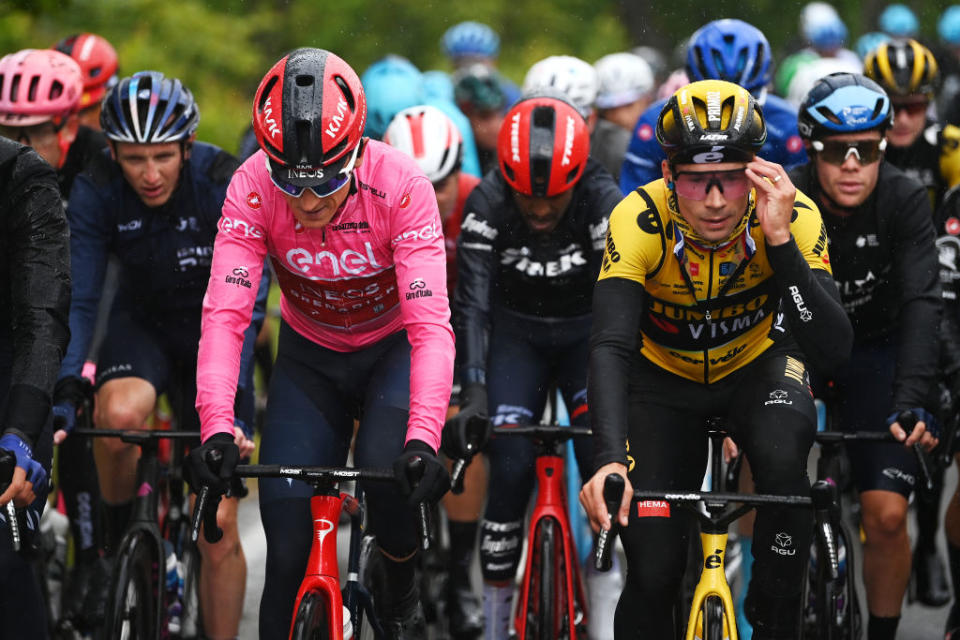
top-left (0, 138), bottom-right (71, 446)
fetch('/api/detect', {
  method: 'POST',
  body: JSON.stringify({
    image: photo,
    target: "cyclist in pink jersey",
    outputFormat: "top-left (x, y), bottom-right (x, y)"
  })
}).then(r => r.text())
top-left (188, 48), bottom-right (454, 639)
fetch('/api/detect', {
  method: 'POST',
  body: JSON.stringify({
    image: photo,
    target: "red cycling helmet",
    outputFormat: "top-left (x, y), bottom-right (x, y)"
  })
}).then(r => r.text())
top-left (253, 48), bottom-right (366, 187)
top-left (53, 33), bottom-right (119, 109)
top-left (0, 49), bottom-right (83, 126)
top-left (497, 93), bottom-right (589, 198)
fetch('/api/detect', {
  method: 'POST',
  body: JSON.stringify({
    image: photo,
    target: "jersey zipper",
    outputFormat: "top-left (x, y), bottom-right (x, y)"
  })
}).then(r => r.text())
top-left (704, 251), bottom-right (713, 382)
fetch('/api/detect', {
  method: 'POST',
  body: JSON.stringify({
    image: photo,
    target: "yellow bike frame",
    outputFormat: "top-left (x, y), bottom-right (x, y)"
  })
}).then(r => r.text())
top-left (685, 531), bottom-right (736, 640)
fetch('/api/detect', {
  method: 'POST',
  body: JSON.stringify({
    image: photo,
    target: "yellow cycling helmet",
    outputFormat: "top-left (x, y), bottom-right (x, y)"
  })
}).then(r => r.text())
top-left (656, 79), bottom-right (767, 165)
top-left (864, 38), bottom-right (940, 99)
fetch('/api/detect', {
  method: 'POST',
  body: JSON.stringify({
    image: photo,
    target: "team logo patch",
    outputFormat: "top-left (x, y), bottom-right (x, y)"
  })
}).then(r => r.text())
top-left (947, 217), bottom-right (960, 236)
top-left (246, 192), bottom-right (262, 209)
top-left (636, 500), bottom-right (670, 518)
top-left (399, 193), bottom-right (411, 209)
top-left (786, 135), bottom-right (804, 154)
top-left (638, 123), bottom-right (654, 141)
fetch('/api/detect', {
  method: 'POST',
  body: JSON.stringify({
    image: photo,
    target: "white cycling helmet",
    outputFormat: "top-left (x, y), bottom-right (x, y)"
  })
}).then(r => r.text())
top-left (594, 52), bottom-right (655, 109)
top-left (522, 55), bottom-right (598, 118)
top-left (384, 104), bottom-right (463, 182)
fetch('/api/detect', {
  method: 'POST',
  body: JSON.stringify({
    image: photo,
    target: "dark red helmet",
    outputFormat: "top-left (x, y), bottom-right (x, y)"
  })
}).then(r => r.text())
top-left (253, 48), bottom-right (366, 186)
top-left (497, 94), bottom-right (589, 198)
top-left (52, 33), bottom-right (119, 109)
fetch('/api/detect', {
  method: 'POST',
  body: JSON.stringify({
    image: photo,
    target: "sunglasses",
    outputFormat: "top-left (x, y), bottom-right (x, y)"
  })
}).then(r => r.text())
top-left (811, 139), bottom-right (887, 166)
top-left (265, 144), bottom-right (359, 198)
top-left (673, 169), bottom-right (752, 201)
top-left (892, 100), bottom-right (928, 116)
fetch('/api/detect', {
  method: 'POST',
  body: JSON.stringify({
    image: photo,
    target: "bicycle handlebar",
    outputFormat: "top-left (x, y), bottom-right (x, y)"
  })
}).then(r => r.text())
top-left (72, 429), bottom-right (202, 444)
top-left (0, 449), bottom-right (20, 552)
top-left (594, 474), bottom-right (625, 572)
top-left (191, 449), bottom-right (224, 545)
top-left (405, 457), bottom-right (433, 552)
top-left (450, 417), bottom-right (490, 495)
top-left (491, 425), bottom-right (592, 440)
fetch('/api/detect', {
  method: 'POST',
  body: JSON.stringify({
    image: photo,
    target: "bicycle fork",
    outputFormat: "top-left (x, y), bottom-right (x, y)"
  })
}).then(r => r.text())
top-left (687, 530), bottom-right (737, 640)
top-left (290, 488), bottom-right (345, 639)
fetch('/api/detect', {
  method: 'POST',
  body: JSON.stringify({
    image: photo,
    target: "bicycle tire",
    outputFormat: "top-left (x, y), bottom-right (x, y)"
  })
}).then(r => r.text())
top-left (703, 595), bottom-right (725, 640)
top-left (356, 533), bottom-right (383, 640)
top-left (106, 534), bottom-right (157, 640)
top-left (178, 541), bottom-right (202, 638)
top-left (291, 590), bottom-right (331, 640)
top-left (533, 518), bottom-right (557, 640)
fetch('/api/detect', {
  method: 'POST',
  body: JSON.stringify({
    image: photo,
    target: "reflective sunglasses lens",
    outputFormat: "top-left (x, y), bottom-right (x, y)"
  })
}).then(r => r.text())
top-left (675, 171), bottom-right (749, 200)
top-left (818, 141), bottom-right (883, 166)
top-left (308, 172), bottom-right (351, 197)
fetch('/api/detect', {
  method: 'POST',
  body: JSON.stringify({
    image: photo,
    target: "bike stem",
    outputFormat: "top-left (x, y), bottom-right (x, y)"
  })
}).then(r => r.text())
top-left (305, 482), bottom-right (343, 578)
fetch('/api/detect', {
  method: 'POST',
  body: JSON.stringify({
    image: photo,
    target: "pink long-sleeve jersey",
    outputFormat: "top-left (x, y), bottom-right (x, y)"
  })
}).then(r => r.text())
top-left (196, 141), bottom-right (454, 451)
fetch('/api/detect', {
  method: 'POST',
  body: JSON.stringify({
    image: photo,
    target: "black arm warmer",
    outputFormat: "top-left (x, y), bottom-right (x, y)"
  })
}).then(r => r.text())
top-left (892, 189), bottom-right (942, 409)
top-left (766, 239), bottom-right (853, 376)
top-left (588, 278), bottom-right (645, 470)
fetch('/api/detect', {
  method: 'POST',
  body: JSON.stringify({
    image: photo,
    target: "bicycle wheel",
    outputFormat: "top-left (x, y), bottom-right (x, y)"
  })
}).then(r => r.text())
top-left (356, 533), bottom-right (384, 640)
top-left (524, 517), bottom-right (558, 640)
top-left (290, 590), bottom-right (331, 640)
top-left (106, 535), bottom-right (158, 640)
top-left (702, 595), bottom-right (725, 640)
top-left (178, 541), bottom-right (202, 638)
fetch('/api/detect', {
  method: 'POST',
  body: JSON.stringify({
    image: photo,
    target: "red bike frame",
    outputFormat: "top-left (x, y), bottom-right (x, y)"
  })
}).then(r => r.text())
top-left (289, 487), bottom-right (350, 638)
top-left (512, 434), bottom-right (589, 639)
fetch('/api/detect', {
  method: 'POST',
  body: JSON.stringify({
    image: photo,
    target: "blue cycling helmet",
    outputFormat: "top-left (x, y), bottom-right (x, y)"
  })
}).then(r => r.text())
top-left (939, 6), bottom-right (960, 45)
top-left (797, 72), bottom-right (892, 140)
top-left (806, 16), bottom-right (848, 51)
top-left (686, 19), bottom-right (772, 93)
top-left (879, 4), bottom-right (919, 37)
top-left (442, 21), bottom-right (500, 60)
top-left (855, 32), bottom-right (892, 59)
top-left (361, 55), bottom-right (425, 140)
top-left (422, 70), bottom-right (455, 103)
top-left (100, 71), bottom-right (199, 143)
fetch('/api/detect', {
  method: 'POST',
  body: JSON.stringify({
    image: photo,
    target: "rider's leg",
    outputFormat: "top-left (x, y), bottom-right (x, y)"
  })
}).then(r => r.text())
top-left (860, 491), bottom-right (911, 626)
top-left (479, 322), bottom-right (550, 639)
top-left (257, 323), bottom-right (354, 640)
top-left (196, 496), bottom-right (245, 640)
top-left (944, 453), bottom-right (960, 634)
top-left (731, 355), bottom-right (817, 639)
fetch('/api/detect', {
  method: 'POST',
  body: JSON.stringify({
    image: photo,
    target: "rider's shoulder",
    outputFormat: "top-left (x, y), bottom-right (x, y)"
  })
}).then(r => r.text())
top-left (188, 142), bottom-right (240, 186)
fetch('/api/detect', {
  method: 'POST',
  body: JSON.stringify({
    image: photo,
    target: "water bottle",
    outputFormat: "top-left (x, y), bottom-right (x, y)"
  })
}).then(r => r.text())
top-left (342, 605), bottom-right (354, 639)
top-left (163, 540), bottom-right (184, 634)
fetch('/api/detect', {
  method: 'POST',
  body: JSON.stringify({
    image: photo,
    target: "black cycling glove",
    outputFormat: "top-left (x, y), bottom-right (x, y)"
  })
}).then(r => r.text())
top-left (185, 433), bottom-right (239, 495)
top-left (393, 439), bottom-right (450, 505)
top-left (441, 382), bottom-right (490, 459)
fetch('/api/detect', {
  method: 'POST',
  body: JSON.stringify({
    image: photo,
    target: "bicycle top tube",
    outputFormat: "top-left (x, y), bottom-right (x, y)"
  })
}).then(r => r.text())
top-left (72, 428), bottom-right (201, 445)
top-left (234, 464), bottom-right (395, 483)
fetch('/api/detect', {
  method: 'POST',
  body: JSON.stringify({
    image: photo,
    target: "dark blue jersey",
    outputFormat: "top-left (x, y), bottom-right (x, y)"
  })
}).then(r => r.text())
top-left (619, 94), bottom-right (808, 193)
top-left (60, 142), bottom-right (267, 380)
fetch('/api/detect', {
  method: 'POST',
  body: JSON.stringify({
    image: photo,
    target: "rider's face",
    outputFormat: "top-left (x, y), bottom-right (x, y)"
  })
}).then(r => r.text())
top-left (663, 160), bottom-right (750, 243)
top-left (113, 141), bottom-right (187, 208)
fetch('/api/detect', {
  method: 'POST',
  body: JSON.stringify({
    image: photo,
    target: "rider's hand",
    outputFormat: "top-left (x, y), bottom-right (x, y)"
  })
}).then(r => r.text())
top-left (441, 383), bottom-right (490, 459)
top-left (185, 432), bottom-right (239, 495)
top-left (233, 424), bottom-right (255, 459)
top-left (580, 462), bottom-right (632, 534)
top-left (888, 408), bottom-right (939, 452)
top-left (393, 439), bottom-right (451, 505)
top-left (0, 433), bottom-right (46, 507)
top-left (52, 376), bottom-right (88, 445)
top-left (745, 157), bottom-right (794, 247)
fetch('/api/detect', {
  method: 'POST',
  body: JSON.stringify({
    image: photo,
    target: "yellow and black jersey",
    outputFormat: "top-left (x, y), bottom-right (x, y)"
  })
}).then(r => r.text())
top-left (598, 179), bottom-right (831, 383)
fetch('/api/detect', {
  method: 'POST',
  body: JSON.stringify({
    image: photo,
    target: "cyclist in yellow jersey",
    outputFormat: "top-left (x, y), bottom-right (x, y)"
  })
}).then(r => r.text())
top-left (580, 80), bottom-right (854, 639)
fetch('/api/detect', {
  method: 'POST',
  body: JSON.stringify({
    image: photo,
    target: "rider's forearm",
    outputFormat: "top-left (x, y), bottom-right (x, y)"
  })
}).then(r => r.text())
top-left (588, 278), bottom-right (644, 471)
top-left (767, 239), bottom-right (853, 375)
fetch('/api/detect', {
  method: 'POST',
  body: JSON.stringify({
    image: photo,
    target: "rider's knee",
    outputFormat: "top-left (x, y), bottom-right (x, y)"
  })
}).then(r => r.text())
top-left (198, 498), bottom-right (242, 566)
top-left (861, 499), bottom-right (908, 540)
top-left (96, 397), bottom-right (149, 433)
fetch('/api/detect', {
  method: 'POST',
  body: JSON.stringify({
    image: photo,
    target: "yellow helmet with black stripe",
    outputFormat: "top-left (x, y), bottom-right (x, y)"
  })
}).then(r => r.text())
top-left (656, 79), bottom-right (766, 165)
top-left (864, 38), bottom-right (939, 99)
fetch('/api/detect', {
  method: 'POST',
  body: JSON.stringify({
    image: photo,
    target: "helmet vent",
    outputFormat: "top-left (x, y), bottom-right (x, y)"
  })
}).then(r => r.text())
top-left (295, 75), bottom-right (314, 87)
top-left (816, 106), bottom-right (842, 126)
top-left (503, 164), bottom-right (515, 181)
top-left (565, 165), bottom-right (580, 185)
top-left (48, 79), bottom-right (64, 101)
top-left (257, 75), bottom-right (279, 112)
top-left (27, 75), bottom-right (40, 101)
top-left (295, 120), bottom-right (312, 164)
top-left (9, 74), bottom-right (20, 102)
top-left (333, 75), bottom-right (356, 111)
top-left (871, 98), bottom-right (886, 121)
